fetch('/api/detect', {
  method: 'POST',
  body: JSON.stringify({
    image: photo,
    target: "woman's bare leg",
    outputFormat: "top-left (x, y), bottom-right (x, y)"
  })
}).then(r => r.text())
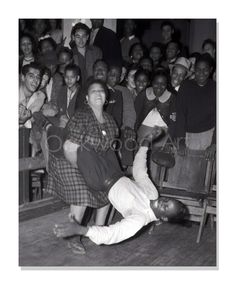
top-left (95, 204), bottom-right (111, 226)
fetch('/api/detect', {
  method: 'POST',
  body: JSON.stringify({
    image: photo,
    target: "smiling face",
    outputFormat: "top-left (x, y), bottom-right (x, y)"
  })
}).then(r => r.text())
top-left (195, 61), bottom-right (212, 86)
top-left (135, 73), bottom-right (149, 94)
top-left (73, 28), bottom-right (89, 49)
top-left (203, 43), bottom-right (215, 59)
top-left (64, 70), bottom-right (79, 89)
top-left (107, 67), bottom-right (121, 88)
top-left (150, 46), bottom-right (162, 64)
top-left (152, 75), bottom-right (167, 97)
top-left (20, 36), bottom-right (33, 57)
top-left (151, 197), bottom-right (185, 221)
top-left (41, 40), bottom-right (54, 54)
top-left (86, 82), bottom-right (106, 109)
top-left (166, 42), bottom-right (179, 60)
top-left (131, 44), bottom-right (144, 63)
top-left (171, 65), bottom-right (187, 88)
top-left (139, 58), bottom-right (153, 72)
top-left (93, 61), bottom-right (108, 82)
top-left (22, 67), bottom-right (41, 94)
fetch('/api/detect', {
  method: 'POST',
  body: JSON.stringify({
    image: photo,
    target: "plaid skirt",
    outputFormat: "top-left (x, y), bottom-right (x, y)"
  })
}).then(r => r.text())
top-left (46, 153), bottom-right (109, 208)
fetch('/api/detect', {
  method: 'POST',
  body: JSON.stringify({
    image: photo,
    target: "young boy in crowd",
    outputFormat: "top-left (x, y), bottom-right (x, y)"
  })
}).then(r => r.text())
top-left (57, 64), bottom-right (82, 124)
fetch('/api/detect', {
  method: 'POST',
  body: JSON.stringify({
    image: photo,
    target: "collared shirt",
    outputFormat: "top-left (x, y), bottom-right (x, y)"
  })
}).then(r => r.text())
top-left (86, 146), bottom-right (159, 245)
top-left (46, 77), bottom-right (53, 102)
top-left (66, 87), bottom-right (77, 108)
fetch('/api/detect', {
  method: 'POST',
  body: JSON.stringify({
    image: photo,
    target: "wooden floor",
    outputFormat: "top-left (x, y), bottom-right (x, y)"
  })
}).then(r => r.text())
top-left (19, 208), bottom-right (216, 267)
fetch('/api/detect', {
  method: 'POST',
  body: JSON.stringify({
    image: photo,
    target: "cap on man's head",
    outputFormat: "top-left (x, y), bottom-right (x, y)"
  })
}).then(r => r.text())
top-left (174, 57), bottom-right (191, 72)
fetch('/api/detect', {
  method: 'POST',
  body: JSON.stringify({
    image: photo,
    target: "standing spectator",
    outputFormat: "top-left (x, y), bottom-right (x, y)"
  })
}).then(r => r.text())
top-left (120, 19), bottom-right (140, 65)
top-left (160, 21), bottom-right (175, 49)
top-left (57, 64), bottom-right (82, 120)
top-left (170, 57), bottom-right (191, 92)
top-left (202, 39), bottom-right (216, 60)
top-left (90, 19), bottom-right (122, 67)
top-left (71, 23), bottom-right (102, 86)
top-left (48, 19), bottom-right (63, 44)
top-left (139, 57), bottom-right (153, 73)
top-left (135, 70), bottom-right (176, 140)
top-left (202, 39), bottom-right (216, 81)
top-left (32, 19), bottom-right (48, 42)
top-left (128, 42), bottom-right (145, 68)
top-left (92, 60), bottom-right (123, 129)
top-left (176, 54), bottom-right (216, 158)
top-left (39, 51), bottom-right (63, 106)
top-left (149, 42), bottom-right (163, 70)
top-left (57, 47), bottom-right (74, 76)
top-left (162, 40), bottom-right (181, 71)
top-left (38, 36), bottom-right (57, 55)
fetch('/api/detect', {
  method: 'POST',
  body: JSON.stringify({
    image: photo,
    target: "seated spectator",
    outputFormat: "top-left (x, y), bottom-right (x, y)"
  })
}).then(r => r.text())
top-left (120, 19), bottom-right (140, 64)
top-left (57, 47), bottom-right (74, 76)
top-left (176, 54), bottom-right (216, 158)
top-left (71, 22), bottom-right (102, 86)
top-left (19, 63), bottom-right (45, 156)
top-left (19, 63), bottom-right (44, 128)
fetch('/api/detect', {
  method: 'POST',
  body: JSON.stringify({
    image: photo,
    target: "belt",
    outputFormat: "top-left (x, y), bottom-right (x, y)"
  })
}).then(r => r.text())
top-left (103, 173), bottom-right (124, 192)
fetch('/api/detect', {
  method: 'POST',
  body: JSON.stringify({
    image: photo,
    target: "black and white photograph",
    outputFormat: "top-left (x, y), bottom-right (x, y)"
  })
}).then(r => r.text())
top-left (18, 17), bottom-right (217, 267)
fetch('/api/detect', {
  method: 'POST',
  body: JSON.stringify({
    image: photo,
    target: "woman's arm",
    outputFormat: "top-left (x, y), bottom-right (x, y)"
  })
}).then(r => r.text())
top-left (63, 139), bottom-right (79, 168)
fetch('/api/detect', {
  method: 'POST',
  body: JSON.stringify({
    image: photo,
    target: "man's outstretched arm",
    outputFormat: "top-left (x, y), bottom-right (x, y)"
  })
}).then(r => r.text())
top-left (54, 214), bottom-right (146, 245)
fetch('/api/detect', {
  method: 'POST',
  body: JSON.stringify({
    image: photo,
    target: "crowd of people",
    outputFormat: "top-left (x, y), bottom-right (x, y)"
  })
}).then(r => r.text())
top-left (19, 19), bottom-right (216, 253)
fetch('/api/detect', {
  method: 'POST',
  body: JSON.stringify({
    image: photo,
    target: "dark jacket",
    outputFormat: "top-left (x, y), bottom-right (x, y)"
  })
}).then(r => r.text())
top-left (93, 26), bottom-right (122, 67)
top-left (57, 85), bottom-right (81, 119)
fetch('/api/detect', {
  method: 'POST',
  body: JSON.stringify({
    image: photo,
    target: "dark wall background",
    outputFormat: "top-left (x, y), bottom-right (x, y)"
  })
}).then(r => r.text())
top-left (117, 19), bottom-right (216, 55)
